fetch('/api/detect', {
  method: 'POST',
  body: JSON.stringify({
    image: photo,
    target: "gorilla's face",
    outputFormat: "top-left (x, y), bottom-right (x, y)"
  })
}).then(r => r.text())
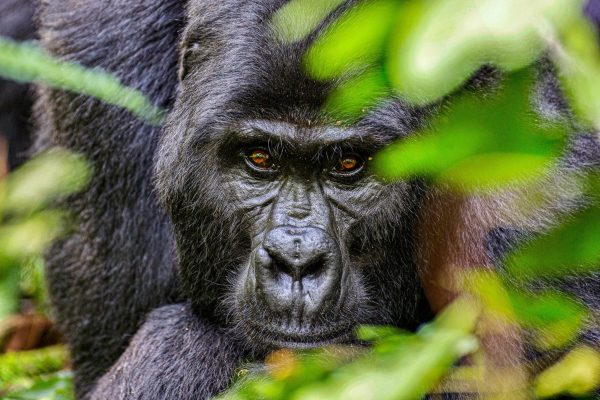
top-left (156, 2), bottom-right (431, 350)
top-left (219, 120), bottom-right (415, 348)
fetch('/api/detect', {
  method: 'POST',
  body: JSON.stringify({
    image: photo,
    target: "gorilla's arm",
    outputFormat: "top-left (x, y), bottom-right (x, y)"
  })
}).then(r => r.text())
top-left (91, 304), bottom-right (244, 400)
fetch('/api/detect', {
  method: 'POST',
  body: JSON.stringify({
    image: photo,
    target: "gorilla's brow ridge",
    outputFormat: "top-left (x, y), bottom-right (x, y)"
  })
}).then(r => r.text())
top-left (232, 119), bottom-right (391, 152)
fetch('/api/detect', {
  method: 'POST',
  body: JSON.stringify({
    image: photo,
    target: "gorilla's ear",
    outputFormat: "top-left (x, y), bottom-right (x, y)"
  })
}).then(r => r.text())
top-left (178, 40), bottom-right (195, 82)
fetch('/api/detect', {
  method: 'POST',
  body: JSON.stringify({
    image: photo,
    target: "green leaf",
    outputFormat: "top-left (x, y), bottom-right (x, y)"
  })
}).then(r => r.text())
top-left (506, 205), bottom-right (600, 279)
top-left (356, 325), bottom-right (404, 342)
top-left (374, 70), bottom-right (566, 190)
top-left (1, 150), bottom-right (91, 215)
top-left (554, 19), bottom-right (600, 129)
top-left (468, 272), bottom-right (587, 348)
top-left (322, 68), bottom-right (389, 120)
top-left (305, 0), bottom-right (400, 80)
top-left (4, 371), bottom-right (73, 400)
top-left (0, 347), bottom-right (69, 389)
top-left (0, 266), bottom-right (20, 319)
top-left (387, 0), bottom-right (583, 104)
top-left (270, 0), bottom-right (347, 43)
top-left (438, 152), bottom-right (554, 190)
top-left (535, 346), bottom-right (600, 398)
top-left (0, 211), bottom-right (67, 263)
top-left (0, 38), bottom-right (164, 124)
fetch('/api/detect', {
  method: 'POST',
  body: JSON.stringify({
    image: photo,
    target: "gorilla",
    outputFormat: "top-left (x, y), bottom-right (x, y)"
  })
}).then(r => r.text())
top-left (18, 0), bottom-right (600, 398)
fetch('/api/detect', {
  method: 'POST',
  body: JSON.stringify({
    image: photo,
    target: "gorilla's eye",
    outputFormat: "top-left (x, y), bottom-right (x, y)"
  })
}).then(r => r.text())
top-left (245, 148), bottom-right (275, 171)
top-left (332, 154), bottom-right (364, 175)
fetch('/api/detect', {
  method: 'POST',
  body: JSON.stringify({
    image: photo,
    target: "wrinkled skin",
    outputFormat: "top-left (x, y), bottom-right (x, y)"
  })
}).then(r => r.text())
top-left (213, 121), bottom-right (416, 348)
top-left (28, 0), bottom-right (600, 399)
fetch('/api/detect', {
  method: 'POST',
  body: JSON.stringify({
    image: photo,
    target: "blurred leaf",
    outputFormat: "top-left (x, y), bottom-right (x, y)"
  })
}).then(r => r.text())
top-left (439, 152), bottom-right (554, 190)
top-left (305, 0), bottom-right (400, 80)
top-left (0, 346), bottom-right (68, 389)
top-left (374, 70), bottom-right (566, 190)
top-left (271, 0), bottom-right (347, 43)
top-left (0, 211), bottom-right (67, 263)
top-left (323, 68), bottom-right (389, 120)
top-left (0, 266), bottom-right (20, 319)
top-left (356, 325), bottom-right (404, 342)
top-left (4, 371), bottom-right (73, 400)
top-left (554, 18), bottom-right (600, 129)
top-left (535, 346), bottom-right (600, 398)
top-left (0, 37), bottom-right (164, 124)
top-left (506, 205), bottom-right (600, 280)
top-left (468, 272), bottom-right (587, 348)
top-left (1, 150), bottom-right (90, 215)
top-left (20, 257), bottom-right (50, 314)
top-left (387, 0), bottom-right (583, 104)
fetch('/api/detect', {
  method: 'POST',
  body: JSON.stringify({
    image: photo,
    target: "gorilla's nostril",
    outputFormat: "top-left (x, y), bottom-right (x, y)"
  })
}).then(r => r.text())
top-left (254, 247), bottom-right (272, 269)
top-left (302, 257), bottom-right (325, 278)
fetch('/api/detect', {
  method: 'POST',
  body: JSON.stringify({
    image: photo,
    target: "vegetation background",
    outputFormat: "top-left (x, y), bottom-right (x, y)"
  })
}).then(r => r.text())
top-left (0, 0), bottom-right (599, 399)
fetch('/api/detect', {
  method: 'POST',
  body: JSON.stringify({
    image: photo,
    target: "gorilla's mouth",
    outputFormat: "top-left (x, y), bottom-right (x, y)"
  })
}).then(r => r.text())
top-left (247, 321), bottom-right (353, 349)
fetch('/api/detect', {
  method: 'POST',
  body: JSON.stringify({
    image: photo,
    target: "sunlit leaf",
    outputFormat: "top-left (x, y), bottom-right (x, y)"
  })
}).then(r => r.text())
top-left (387, 0), bottom-right (583, 104)
top-left (0, 346), bottom-right (69, 389)
top-left (271, 0), bottom-right (347, 43)
top-left (554, 18), bottom-right (600, 129)
top-left (0, 38), bottom-right (164, 124)
top-left (374, 70), bottom-right (566, 190)
top-left (356, 325), bottom-right (404, 342)
top-left (535, 346), bottom-right (600, 398)
top-left (0, 211), bottom-right (67, 262)
top-left (1, 150), bottom-right (91, 215)
top-left (323, 68), bottom-right (389, 120)
top-left (305, 0), bottom-right (400, 80)
top-left (506, 205), bottom-right (600, 279)
top-left (467, 272), bottom-right (587, 348)
top-left (438, 152), bottom-right (554, 190)
top-left (4, 371), bottom-right (73, 400)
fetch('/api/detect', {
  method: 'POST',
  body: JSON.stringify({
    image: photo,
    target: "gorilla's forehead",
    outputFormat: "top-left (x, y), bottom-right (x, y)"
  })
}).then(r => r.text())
top-left (181, 0), bottom-right (431, 139)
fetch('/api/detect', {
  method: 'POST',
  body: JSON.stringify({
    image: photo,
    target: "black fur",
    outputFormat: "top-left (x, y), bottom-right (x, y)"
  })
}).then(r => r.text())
top-left (0, 0), bottom-right (36, 169)
top-left (35, 0), bottom-right (185, 395)
top-left (27, 0), bottom-right (600, 399)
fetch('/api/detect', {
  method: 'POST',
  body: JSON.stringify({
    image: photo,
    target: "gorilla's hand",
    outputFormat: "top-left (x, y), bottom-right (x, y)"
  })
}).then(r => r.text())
top-left (90, 304), bottom-right (243, 400)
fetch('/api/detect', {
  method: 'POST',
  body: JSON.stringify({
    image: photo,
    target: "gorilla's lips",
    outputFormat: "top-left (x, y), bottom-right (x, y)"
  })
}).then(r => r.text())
top-left (246, 320), bottom-right (354, 349)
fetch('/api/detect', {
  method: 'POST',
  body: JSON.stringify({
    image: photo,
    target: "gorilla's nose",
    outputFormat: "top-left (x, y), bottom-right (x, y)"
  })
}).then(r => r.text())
top-left (261, 226), bottom-right (332, 281)
top-left (253, 225), bottom-right (343, 317)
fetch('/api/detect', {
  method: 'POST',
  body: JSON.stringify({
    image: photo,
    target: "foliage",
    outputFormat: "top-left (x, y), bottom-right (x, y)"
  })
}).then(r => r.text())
top-left (0, 150), bottom-right (88, 399)
top-left (0, 150), bottom-right (90, 320)
top-left (0, 347), bottom-right (68, 389)
top-left (0, 37), bottom-right (164, 125)
top-left (3, 371), bottom-right (73, 400)
top-left (374, 69), bottom-right (566, 190)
